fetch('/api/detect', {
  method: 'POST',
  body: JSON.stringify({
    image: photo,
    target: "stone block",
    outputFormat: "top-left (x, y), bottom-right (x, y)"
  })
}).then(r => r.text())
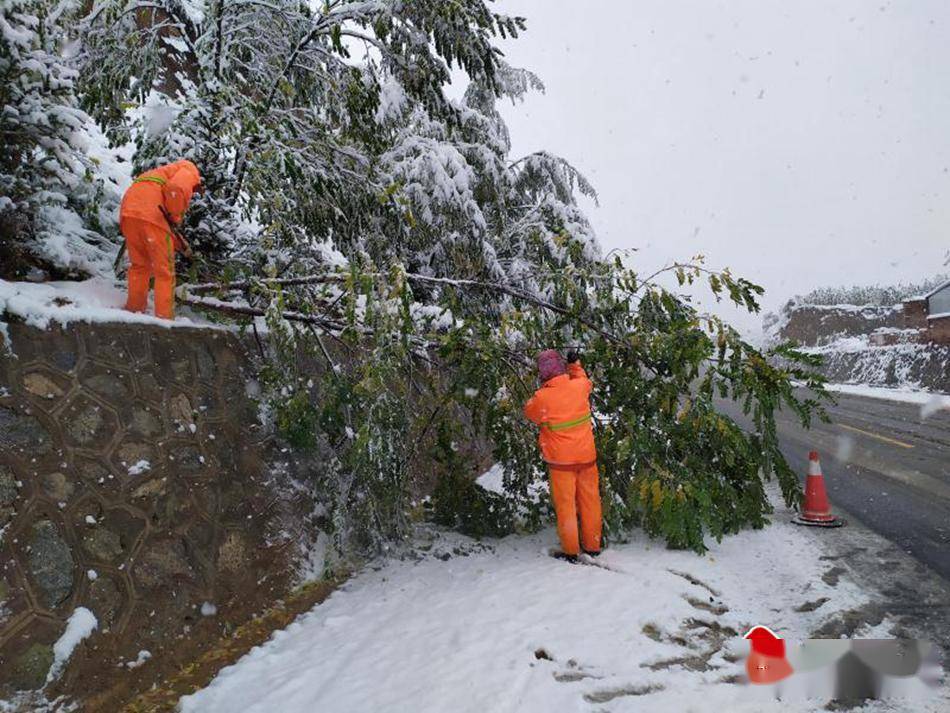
top-left (129, 407), bottom-right (162, 438)
top-left (40, 472), bottom-right (75, 503)
top-left (168, 393), bottom-right (195, 431)
top-left (153, 339), bottom-right (194, 384)
top-left (21, 370), bottom-right (68, 400)
top-left (10, 642), bottom-right (54, 690)
top-left (0, 465), bottom-right (18, 506)
top-left (167, 444), bottom-right (208, 473)
top-left (3, 324), bottom-right (77, 373)
top-left (122, 331), bottom-right (151, 363)
top-left (79, 366), bottom-right (133, 403)
top-left (113, 441), bottom-right (158, 474)
top-left (61, 397), bottom-right (117, 449)
top-left (50, 349), bottom-right (79, 374)
top-left (81, 507), bottom-right (145, 564)
top-left (196, 344), bottom-right (216, 382)
top-left (87, 576), bottom-right (124, 628)
top-left (77, 461), bottom-right (121, 499)
top-left (131, 477), bottom-right (167, 500)
top-left (26, 520), bottom-right (75, 608)
top-left (0, 407), bottom-right (52, 455)
top-left (134, 371), bottom-right (164, 403)
top-left (217, 531), bottom-right (248, 573)
top-left (134, 538), bottom-right (195, 589)
top-left (82, 527), bottom-right (123, 562)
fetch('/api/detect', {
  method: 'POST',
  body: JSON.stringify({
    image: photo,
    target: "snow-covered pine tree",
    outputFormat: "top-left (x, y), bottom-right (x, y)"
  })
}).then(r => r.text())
top-left (798, 274), bottom-right (950, 307)
top-left (0, 0), bottom-right (120, 277)
top-left (76, 0), bottom-right (532, 272)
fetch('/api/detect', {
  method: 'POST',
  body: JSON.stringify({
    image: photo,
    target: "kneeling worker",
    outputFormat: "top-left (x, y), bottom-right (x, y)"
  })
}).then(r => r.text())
top-left (524, 349), bottom-right (602, 562)
top-left (119, 160), bottom-right (203, 319)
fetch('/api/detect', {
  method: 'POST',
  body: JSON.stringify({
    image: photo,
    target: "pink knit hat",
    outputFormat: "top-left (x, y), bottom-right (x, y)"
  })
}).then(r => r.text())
top-left (536, 349), bottom-right (566, 383)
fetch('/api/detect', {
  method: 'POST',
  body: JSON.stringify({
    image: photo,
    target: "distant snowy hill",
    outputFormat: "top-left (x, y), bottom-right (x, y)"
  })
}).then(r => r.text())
top-left (764, 281), bottom-right (950, 394)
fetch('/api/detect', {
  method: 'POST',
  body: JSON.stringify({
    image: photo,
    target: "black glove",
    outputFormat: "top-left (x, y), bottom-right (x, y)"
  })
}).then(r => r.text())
top-left (566, 349), bottom-right (580, 364)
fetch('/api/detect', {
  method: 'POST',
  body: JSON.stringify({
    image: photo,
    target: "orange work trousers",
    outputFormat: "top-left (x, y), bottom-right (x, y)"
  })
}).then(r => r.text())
top-left (549, 463), bottom-right (602, 556)
top-left (121, 218), bottom-right (176, 319)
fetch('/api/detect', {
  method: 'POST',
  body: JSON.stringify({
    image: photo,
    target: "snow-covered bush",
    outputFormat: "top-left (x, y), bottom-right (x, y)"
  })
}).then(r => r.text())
top-left (0, 0), bottom-right (122, 277)
top-left (430, 469), bottom-right (518, 539)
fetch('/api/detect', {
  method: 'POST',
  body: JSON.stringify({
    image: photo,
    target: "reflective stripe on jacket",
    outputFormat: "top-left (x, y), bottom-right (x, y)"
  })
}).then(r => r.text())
top-left (119, 160), bottom-right (201, 234)
top-left (524, 361), bottom-right (597, 466)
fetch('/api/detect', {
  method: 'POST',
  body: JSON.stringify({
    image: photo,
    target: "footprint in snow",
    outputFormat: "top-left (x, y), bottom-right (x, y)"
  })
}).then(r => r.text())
top-left (683, 594), bottom-right (729, 616)
top-left (535, 651), bottom-right (603, 683)
top-left (821, 565), bottom-right (847, 587)
top-left (667, 569), bottom-right (720, 597)
top-left (794, 596), bottom-right (830, 613)
top-left (583, 682), bottom-right (664, 703)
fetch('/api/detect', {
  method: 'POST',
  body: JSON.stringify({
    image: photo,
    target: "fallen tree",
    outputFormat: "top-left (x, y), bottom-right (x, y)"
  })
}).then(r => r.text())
top-left (177, 255), bottom-right (828, 555)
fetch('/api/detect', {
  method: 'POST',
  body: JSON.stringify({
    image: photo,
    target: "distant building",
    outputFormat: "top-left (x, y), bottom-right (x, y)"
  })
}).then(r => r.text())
top-left (925, 280), bottom-right (950, 344)
top-left (893, 282), bottom-right (950, 345)
top-left (904, 282), bottom-right (950, 344)
top-left (902, 297), bottom-right (928, 330)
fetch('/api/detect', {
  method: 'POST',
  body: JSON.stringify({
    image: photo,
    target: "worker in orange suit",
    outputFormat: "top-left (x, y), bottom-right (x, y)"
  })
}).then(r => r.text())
top-left (524, 349), bottom-right (602, 562)
top-left (119, 160), bottom-right (203, 319)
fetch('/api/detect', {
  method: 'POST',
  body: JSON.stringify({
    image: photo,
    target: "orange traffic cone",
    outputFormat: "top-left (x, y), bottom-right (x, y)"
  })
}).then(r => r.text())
top-left (792, 451), bottom-right (845, 527)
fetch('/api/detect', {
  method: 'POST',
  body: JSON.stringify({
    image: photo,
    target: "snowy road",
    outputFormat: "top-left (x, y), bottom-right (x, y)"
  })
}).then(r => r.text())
top-left (719, 388), bottom-right (950, 580)
top-left (180, 494), bottom-right (948, 713)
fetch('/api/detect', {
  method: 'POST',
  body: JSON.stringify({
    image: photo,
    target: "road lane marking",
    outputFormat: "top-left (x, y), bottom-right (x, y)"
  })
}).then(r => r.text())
top-left (838, 423), bottom-right (914, 450)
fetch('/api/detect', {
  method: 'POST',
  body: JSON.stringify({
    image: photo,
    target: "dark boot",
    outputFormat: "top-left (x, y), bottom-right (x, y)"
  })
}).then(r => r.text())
top-left (551, 551), bottom-right (578, 564)
top-left (583, 532), bottom-right (607, 557)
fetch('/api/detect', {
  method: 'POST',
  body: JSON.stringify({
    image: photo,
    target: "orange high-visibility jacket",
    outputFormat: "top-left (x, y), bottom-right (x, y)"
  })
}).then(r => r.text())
top-left (119, 160), bottom-right (202, 245)
top-left (524, 361), bottom-right (596, 467)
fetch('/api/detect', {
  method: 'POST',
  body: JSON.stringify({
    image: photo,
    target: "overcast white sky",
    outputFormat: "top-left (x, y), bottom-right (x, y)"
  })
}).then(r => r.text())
top-left (493, 0), bottom-right (950, 335)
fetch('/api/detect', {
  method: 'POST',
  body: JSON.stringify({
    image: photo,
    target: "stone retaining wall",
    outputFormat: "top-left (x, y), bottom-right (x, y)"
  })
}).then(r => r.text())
top-left (773, 303), bottom-right (905, 346)
top-left (0, 322), bottom-right (307, 703)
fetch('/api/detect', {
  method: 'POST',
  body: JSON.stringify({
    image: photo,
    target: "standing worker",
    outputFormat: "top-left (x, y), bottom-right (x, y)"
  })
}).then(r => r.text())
top-left (119, 160), bottom-right (203, 319)
top-left (524, 349), bottom-right (602, 562)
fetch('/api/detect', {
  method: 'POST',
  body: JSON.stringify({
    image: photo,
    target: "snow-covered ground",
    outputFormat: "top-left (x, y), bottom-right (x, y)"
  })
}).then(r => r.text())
top-left (0, 277), bottom-right (217, 341)
top-left (822, 382), bottom-right (950, 409)
top-left (179, 492), bottom-right (947, 713)
top-left (788, 378), bottom-right (950, 419)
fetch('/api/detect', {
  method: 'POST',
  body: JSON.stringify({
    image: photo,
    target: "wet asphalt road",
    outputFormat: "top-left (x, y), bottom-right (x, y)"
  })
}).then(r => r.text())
top-left (717, 389), bottom-right (950, 582)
